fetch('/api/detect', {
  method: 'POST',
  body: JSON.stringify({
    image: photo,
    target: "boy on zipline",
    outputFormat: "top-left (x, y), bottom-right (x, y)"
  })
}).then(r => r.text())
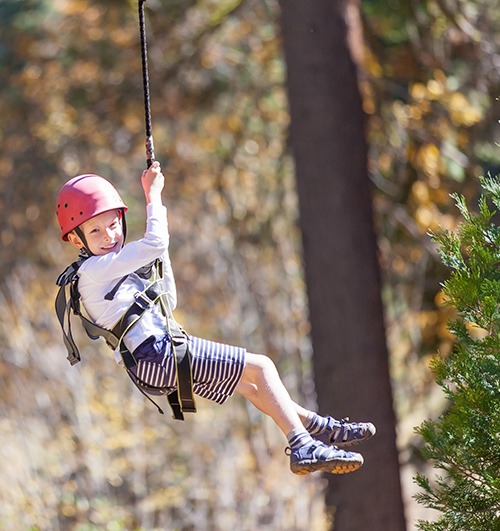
top-left (55, 160), bottom-right (375, 475)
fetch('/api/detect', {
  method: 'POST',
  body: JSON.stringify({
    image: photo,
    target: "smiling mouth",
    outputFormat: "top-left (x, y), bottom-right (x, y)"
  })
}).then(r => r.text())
top-left (102, 243), bottom-right (118, 251)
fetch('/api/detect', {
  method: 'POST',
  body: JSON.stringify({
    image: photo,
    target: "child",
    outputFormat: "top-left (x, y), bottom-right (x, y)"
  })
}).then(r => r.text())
top-left (55, 161), bottom-right (375, 475)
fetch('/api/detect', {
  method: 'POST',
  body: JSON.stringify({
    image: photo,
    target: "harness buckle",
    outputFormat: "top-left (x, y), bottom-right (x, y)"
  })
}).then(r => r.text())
top-left (134, 291), bottom-right (154, 311)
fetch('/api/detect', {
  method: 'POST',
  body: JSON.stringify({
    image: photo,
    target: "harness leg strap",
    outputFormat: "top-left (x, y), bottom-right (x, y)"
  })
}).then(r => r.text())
top-left (171, 335), bottom-right (196, 415)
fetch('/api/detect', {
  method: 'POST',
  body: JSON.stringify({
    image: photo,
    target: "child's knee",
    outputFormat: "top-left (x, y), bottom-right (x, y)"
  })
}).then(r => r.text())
top-left (245, 352), bottom-right (278, 379)
top-left (261, 355), bottom-right (278, 375)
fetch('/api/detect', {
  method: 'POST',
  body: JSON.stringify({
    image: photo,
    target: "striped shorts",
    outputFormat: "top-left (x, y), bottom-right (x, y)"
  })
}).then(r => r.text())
top-left (132, 334), bottom-right (246, 405)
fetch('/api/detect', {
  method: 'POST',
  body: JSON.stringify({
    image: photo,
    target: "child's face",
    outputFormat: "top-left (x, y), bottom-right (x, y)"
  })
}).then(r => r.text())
top-left (68, 209), bottom-right (124, 256)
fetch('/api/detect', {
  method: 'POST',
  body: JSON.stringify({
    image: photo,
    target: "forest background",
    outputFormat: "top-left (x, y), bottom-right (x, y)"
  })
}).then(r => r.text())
top-left (0, 0), bottom-right (499, 530)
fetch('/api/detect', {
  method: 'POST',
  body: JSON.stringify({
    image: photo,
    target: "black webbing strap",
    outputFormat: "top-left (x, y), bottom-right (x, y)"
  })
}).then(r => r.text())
top-left (55, 284), bottom-right (81, 365)
top-left (55, 262), bottom-right (84, 365)
top-left (168, 318), bottom-right (197, 416)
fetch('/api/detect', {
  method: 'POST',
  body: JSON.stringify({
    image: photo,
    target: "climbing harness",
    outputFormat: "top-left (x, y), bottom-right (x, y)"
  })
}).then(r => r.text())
top-left (138, 0), bottom-right (155, 168)
top-left (55, 258), bottom-right (197, 420)
top-left (53, 2), bottom-right (197, 419)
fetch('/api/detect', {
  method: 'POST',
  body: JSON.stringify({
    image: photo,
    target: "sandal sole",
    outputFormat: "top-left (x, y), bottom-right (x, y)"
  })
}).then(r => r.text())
top-left (291, 458), bottom-right (363, 476)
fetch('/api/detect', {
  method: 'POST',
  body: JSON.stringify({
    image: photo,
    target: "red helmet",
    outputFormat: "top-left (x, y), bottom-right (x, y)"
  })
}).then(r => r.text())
top-left (56, 174), bottom-right (128, 241)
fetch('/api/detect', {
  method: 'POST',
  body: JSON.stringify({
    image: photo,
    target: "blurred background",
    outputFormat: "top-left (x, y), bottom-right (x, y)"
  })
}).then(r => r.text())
top-left (0, 0), bottom-right (499, 529)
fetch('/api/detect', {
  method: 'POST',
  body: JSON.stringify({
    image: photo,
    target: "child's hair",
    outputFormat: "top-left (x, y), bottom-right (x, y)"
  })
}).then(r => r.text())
top-left (56, 174), bottom-right (128, 241)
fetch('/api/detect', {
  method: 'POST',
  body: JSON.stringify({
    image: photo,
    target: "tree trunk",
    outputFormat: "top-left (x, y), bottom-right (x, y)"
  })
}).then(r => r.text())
top-left (279, 1), bottom-right (407, 529)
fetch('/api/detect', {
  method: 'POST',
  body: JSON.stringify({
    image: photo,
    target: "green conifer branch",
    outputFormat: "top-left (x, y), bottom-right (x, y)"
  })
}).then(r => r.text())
top-left (414, 175), bottom-right (500, 531)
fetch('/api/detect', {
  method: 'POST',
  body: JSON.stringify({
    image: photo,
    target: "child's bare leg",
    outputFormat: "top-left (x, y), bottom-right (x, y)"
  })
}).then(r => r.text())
top-left (237, 379), bottom-right (328, 432)
top-left (235, 352), bottom-right (364, 475)
top-left (236, 353), bottom-right (376, 448)
top-left (235, 352), bottom-right (304, 436)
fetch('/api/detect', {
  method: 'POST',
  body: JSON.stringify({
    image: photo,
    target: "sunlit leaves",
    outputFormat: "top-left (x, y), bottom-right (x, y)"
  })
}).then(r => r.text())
top-left (0, 0), bottom-right (325, 528)
top-left (364, 0), bottom-right (500, 454)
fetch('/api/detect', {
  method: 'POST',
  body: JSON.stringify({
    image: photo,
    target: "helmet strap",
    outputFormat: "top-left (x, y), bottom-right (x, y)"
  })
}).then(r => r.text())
top-left (75, 226), bottom-right (94, 256)
top-left (120, 209), bottom-right (128, 244)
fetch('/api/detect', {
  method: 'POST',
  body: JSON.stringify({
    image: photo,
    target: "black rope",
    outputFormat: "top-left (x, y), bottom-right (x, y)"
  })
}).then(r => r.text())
top-left (138, 0), bottom-right (155, 168)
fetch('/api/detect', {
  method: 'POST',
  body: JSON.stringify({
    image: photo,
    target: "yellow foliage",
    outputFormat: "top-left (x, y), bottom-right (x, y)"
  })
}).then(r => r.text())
top-left (426, 79), bottom-right (445, 100)
top-left (410, 82), bottom-right (427, 101)
top-left (411, 180), bottom-right (430, 203)
top-left (448, 92), bottom-right (482, 126)
top-left (416, 143), bottom-right (440, 177)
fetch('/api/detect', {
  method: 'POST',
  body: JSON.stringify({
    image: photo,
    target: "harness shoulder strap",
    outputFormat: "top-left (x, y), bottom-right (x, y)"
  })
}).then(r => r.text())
top-left (55, 262), bottom-right (84, 365)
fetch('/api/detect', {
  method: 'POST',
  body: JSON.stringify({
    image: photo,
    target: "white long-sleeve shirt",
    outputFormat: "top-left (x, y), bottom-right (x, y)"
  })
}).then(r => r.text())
top-left (76, 202), bottom-right (177, 361)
